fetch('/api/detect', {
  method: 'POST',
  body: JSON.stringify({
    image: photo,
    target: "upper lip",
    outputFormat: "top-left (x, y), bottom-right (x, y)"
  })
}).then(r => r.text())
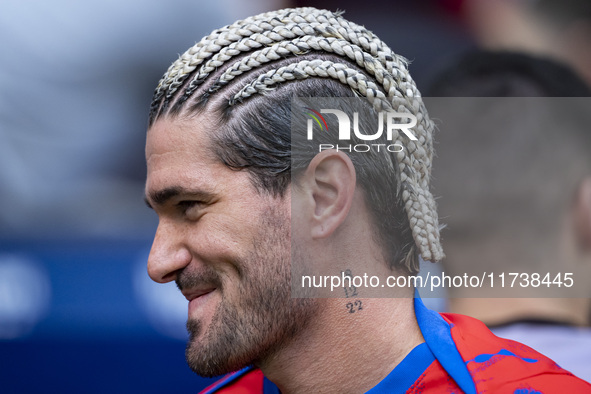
top-left (181, 288), bottom-right (216, 302)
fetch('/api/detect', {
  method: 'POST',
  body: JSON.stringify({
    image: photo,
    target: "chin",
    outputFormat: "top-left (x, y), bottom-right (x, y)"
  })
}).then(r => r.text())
top-left (184, 317), bottom-right (258, 378)
top-left (185, 340), bottom-right (256, 378)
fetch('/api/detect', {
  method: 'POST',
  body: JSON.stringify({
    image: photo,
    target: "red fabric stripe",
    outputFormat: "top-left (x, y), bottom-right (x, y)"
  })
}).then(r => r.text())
top-left (200, 369), bottom-right (264, 394)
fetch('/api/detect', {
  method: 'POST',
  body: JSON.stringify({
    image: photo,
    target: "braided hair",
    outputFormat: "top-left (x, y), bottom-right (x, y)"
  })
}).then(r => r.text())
top-left (148, 7), bottom-right (443, 273)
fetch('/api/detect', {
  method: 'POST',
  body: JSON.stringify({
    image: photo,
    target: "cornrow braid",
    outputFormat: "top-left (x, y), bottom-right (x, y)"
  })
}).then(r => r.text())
top-left (149, 7), bottom-right (444, 268)
top-left (151, 7), bottom-right (405, 119)
top-left (229, 60), bottom-right (389, 107)
top-left (152, 8), bottom-right (336, 115)
top-left (201, 35), bottom-right (402, 101)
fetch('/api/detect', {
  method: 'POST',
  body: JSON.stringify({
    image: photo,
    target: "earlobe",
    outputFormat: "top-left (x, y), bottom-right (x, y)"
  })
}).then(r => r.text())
top-left (573, 177), bottom-right (591, 251)
top-left (304, 150), bottom-right (356, 239)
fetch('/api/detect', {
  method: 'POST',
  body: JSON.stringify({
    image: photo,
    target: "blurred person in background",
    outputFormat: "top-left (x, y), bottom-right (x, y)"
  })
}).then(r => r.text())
top-left (427, 50), bottom-right (591, 381)
top-left (462, 0), bottom-right (591, 85)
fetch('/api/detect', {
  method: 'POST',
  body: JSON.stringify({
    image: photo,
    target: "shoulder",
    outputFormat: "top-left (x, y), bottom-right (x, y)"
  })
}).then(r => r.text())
top-left (441, 312), bottom-right (591, 393)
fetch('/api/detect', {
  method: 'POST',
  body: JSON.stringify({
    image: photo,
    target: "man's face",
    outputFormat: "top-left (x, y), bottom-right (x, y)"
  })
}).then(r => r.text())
top-left (145, 115), bottom-right (316, 377)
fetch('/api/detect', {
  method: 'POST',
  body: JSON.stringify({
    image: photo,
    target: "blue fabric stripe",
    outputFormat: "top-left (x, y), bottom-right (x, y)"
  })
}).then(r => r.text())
top-left (366, 343), bottom-right (435, 394)
top-left (414, 295), bottom-right (477, 394)
top-left (201, 366), bottom-right (254, 394)
top-left (263, 376), bottom-right (281, 394)
top-left (467, 349), bottom-right (538, 365)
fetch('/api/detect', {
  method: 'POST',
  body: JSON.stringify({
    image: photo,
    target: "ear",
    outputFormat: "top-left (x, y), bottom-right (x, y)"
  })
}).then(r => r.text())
top-left (573, 177), bottom-right (591, 251)
top-left (301, 150), bottom-right (356, 239)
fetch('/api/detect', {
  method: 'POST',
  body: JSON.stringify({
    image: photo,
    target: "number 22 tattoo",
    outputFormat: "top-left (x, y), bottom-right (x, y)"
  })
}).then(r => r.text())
top-left (346, 299), bottom-right (363, 314)
top-left (342, 269), bottom-right (363, 313)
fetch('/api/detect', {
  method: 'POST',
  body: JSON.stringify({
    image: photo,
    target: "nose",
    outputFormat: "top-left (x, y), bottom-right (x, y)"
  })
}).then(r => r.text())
top-left (147, 221), bottom-right (192, 283)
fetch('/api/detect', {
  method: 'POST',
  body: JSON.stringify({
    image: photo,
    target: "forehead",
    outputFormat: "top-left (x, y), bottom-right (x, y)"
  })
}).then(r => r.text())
top-left (146, 114), bottom-right (214, 160)
top-left (145, 115), bottom-right (224, 193)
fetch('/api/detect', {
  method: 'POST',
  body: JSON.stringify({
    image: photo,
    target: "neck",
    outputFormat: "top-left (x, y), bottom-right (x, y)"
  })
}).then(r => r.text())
top-left (258, 297), bottom-right (424, 394)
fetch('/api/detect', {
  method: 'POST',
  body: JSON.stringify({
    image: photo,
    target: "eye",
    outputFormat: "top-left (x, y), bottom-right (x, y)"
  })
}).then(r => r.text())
top-left (176, 200), bottom-right (203, 217)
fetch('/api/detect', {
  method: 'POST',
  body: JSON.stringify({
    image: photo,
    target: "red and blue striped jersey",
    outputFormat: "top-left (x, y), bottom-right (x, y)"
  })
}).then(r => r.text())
top-left (200, 298), bottom-right (591, 393)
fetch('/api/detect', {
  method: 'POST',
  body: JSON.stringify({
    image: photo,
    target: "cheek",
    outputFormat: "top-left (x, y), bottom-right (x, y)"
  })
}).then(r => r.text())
top-left (187, 214), bottom-right (258, 274)
top-left (189, 220), bottom-right (237, 256)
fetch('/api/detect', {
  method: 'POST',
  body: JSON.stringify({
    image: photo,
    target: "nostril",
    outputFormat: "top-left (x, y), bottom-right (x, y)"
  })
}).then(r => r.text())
top-left (161, 271), bottom-right (178, 283)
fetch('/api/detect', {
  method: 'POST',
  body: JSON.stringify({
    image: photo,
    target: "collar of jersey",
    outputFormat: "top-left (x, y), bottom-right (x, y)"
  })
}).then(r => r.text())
top-left (414, 292), bottom-right (477, 394)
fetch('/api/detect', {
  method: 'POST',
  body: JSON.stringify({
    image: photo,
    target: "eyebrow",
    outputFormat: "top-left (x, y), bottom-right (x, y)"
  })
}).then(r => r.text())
top-left (144, 186), bottom-right (214, 209)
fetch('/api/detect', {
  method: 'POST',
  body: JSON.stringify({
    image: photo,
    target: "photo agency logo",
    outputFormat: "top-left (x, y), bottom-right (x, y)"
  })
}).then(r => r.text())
top-left (304, 106), bottom-right (418, 153)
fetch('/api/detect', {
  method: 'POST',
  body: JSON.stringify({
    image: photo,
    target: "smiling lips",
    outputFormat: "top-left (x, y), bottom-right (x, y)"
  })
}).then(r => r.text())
top-left (182, 288), bottom-right (216, 302)
top-left (183, 288), bottom-right (217, 316)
